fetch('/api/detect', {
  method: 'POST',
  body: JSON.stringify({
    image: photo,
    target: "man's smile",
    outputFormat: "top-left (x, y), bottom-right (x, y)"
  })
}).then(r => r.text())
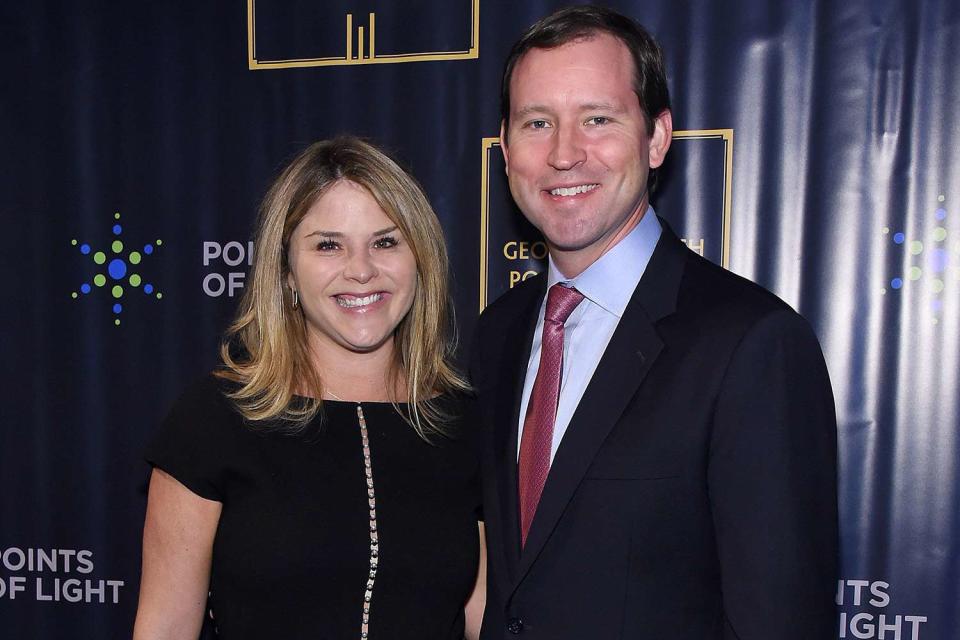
top-left (547, 183), bottom-right (601, 197)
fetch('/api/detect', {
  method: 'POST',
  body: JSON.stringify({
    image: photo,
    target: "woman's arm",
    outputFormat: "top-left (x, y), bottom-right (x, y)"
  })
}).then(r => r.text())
top-left (464, 522), bottom-right (487, 640)
top-left (133, 468), bottom-right (222, 640)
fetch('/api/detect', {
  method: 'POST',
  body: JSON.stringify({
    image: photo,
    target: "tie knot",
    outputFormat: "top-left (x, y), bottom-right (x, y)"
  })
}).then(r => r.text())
top-left (544, 283), bottom-right (584, 325)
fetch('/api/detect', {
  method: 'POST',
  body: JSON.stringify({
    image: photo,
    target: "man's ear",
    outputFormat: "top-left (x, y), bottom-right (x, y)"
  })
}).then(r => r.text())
top-left (499, 120), bottom-right (510, 176)
top-left (648, 109), bottom-right (673, 169)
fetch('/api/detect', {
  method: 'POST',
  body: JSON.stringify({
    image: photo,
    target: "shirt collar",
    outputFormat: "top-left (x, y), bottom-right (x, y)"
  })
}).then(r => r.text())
top-left (547, 206), bottom-right (662, 318)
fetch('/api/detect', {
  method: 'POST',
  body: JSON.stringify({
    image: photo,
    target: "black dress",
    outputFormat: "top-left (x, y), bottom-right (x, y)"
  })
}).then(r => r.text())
top-left (145, 375), bottom-right (480, 639)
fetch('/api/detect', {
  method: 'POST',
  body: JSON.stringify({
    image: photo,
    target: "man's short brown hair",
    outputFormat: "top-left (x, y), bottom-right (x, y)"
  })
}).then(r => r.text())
top-left (501, 5), bottom-right (671, 136)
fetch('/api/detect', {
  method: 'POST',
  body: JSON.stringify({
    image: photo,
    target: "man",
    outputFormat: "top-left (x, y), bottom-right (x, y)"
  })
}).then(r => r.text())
top-left (470, 6), bottom-right (838, 639)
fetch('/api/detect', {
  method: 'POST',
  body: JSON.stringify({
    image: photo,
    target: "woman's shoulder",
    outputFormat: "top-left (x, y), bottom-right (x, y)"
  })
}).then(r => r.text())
top-left (169, 371), bottom-right (241, 414)
top-left (152, 372), bottom-right (248, 450)
top-left (425, 389), bottom-right (480, 448)
top-left (145, 372), bottom-right (250, 501)
top-left (428, 388), bottom-right (472, 413)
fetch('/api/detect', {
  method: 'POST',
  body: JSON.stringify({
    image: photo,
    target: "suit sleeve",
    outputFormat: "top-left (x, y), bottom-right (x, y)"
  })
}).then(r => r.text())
top-left (708, 309), bottom-right (839, 639)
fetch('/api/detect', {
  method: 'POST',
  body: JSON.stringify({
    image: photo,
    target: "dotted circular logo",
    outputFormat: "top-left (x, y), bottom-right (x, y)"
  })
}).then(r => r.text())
top-left (71, 212), bottom-right (163, 326)
top-left (882, 194), bottom-right (955, 326)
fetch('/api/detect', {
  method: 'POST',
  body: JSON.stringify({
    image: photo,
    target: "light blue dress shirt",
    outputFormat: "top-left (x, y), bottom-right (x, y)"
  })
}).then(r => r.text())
top-left (517, 208), bottom-right (663, 462)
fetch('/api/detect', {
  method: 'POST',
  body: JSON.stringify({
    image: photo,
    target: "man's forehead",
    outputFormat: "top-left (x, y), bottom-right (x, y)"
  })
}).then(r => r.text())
top-left (509, 36), bottom-right (636, 113)
top-left (511, 34), bottom-right (633, 83)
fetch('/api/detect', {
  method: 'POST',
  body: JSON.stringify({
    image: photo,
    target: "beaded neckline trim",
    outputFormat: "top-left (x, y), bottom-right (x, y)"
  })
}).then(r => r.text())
top-left (357, 404), bottom-right (379, 639)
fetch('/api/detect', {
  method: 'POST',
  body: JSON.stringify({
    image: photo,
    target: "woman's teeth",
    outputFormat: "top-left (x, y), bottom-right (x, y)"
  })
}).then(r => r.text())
top-left (336, 293), bottom-right (383, 308)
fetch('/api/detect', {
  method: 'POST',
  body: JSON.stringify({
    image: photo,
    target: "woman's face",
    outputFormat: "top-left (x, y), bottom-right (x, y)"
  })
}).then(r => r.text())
top-left (286, 180), bottom-right (418, 358)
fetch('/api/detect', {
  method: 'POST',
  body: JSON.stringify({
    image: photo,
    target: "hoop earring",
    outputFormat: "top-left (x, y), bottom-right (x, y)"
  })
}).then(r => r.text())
top-left (292, 289), bottom-right (299, 309)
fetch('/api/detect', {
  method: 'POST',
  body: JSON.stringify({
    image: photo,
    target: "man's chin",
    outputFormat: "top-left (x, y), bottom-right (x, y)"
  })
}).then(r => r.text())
top-left (542, 234), bottom-right (600, 255)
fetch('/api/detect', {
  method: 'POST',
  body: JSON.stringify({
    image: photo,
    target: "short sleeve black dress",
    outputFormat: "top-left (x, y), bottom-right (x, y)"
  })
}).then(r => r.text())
top-left (145, 375), bottom-right (480, 640)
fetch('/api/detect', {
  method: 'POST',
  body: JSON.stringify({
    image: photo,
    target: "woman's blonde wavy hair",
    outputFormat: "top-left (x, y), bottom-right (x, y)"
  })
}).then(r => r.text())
top-left (216, 136), bottom-right (468, 438)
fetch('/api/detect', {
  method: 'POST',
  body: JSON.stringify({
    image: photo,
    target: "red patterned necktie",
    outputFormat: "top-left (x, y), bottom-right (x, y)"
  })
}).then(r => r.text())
top-left (518, 283), bottom-right (585, 547)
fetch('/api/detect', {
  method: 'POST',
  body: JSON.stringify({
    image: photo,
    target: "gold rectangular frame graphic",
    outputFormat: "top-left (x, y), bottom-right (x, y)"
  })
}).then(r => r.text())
top-left (479, 129), bottom-right (734, 311)
top-left (247, 0), bottom-right (480, 69)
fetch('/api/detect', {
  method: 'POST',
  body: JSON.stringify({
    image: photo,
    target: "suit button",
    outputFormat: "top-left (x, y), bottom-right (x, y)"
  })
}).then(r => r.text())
top-left (506, 617), bottom-right (524, 634)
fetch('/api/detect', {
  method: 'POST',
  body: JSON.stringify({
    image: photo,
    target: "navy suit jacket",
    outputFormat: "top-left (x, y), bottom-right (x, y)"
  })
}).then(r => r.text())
top-left (470, 222), bottom-right (838, 639)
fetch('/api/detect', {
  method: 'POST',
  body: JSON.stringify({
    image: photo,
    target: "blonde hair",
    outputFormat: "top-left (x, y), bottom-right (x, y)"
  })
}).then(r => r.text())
top-left (217, 136), bottom-right (468, 437)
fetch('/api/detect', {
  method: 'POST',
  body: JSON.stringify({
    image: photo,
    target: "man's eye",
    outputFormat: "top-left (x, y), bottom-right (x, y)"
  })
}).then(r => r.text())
top-left (528, 120), bottom-right (549, 129)
top-left (316, 240), bottom-right (340, 251)
top-left (586, 116), bottom-right (610, 126)
top-left (374, 235), bottom-right (399, 249)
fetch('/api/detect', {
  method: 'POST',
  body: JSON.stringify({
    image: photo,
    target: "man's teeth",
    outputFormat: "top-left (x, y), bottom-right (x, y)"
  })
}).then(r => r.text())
top-left (550, 184), bottom-right (599, 197)
top-left (336, 293), bottom-right (383, 308)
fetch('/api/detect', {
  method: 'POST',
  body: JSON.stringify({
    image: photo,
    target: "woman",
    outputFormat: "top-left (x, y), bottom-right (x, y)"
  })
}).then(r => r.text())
top-left (133, 136), bottom-right (485, 639)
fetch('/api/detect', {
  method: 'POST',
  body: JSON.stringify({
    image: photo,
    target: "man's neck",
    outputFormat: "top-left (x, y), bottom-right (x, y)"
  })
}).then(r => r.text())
top-left (550, 200), bottom-right (649, 278)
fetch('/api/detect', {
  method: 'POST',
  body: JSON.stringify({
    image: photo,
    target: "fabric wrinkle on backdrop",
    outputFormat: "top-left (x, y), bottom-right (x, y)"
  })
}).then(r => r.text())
top-left (0, 1), bottom-right (956, 637)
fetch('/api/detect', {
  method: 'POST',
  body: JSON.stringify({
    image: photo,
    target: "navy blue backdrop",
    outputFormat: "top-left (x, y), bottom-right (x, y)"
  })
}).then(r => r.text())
top-left (1, 1), bottom-right (957, 637)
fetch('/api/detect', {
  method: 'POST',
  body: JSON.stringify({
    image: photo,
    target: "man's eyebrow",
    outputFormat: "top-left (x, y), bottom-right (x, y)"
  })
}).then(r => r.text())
top-left (513, 104), bottom-right (553, 119)
top-left (580, 101), bottom-right (622, 113)
top-left (513, 102), bottom-right (624, 118)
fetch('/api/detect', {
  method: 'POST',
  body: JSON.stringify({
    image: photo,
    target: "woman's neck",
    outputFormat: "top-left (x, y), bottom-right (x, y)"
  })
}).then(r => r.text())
top-left (306, 337), bottom-right (404, 402)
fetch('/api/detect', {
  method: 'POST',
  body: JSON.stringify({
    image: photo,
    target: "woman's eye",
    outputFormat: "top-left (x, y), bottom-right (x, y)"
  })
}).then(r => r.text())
top-left (374, 235), bottom-right (399, 249)
top-left (316, 240), bottom-right (340, 251)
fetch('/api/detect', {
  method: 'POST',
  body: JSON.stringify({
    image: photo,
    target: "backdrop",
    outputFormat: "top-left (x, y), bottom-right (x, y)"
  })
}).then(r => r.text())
top-left (1, 1), bottom-right (957, 637)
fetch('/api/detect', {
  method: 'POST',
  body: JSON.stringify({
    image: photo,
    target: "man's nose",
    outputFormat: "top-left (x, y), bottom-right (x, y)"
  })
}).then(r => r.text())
top-left (547, 125), bottom-right (586, 170)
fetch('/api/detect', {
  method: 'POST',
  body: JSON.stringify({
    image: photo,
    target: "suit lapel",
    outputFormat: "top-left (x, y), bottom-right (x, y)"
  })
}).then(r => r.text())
top-left (514, 224), bottom-right (687, 584)
top-left (489, 277), bottom-right (546, 581)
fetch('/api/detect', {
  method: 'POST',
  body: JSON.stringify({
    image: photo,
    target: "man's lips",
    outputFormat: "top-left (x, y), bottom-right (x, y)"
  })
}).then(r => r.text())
top-left (544, 183), bottom-right (601, 198)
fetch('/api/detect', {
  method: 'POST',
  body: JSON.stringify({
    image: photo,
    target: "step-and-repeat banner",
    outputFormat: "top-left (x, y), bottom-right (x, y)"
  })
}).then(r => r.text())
top-left (1, 1), bottom-right (956, 637)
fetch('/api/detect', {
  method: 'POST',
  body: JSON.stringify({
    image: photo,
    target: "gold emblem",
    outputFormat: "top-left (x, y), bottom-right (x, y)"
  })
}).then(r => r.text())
top-left (479, 130), bottom-right (734, 311)
top-left (247, 1), bottom-right (480, 69)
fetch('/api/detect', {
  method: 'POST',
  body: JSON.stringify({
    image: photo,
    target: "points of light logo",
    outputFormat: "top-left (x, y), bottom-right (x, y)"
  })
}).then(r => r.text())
top-left (882, 195), bottom-right (954, 326)
top-left (71, 212), bottom-right (163, 326)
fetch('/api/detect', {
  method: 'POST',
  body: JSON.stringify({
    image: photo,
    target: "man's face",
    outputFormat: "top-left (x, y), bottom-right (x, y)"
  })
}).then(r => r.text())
top-left (501, 34), bottom-right (671, 276)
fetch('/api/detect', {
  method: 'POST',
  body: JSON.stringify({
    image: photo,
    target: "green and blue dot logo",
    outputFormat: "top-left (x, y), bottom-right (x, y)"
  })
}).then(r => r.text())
top-left (71, 212), bottom-right (163, 326)
top-left (882, 194), bottom-right (957, 326)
